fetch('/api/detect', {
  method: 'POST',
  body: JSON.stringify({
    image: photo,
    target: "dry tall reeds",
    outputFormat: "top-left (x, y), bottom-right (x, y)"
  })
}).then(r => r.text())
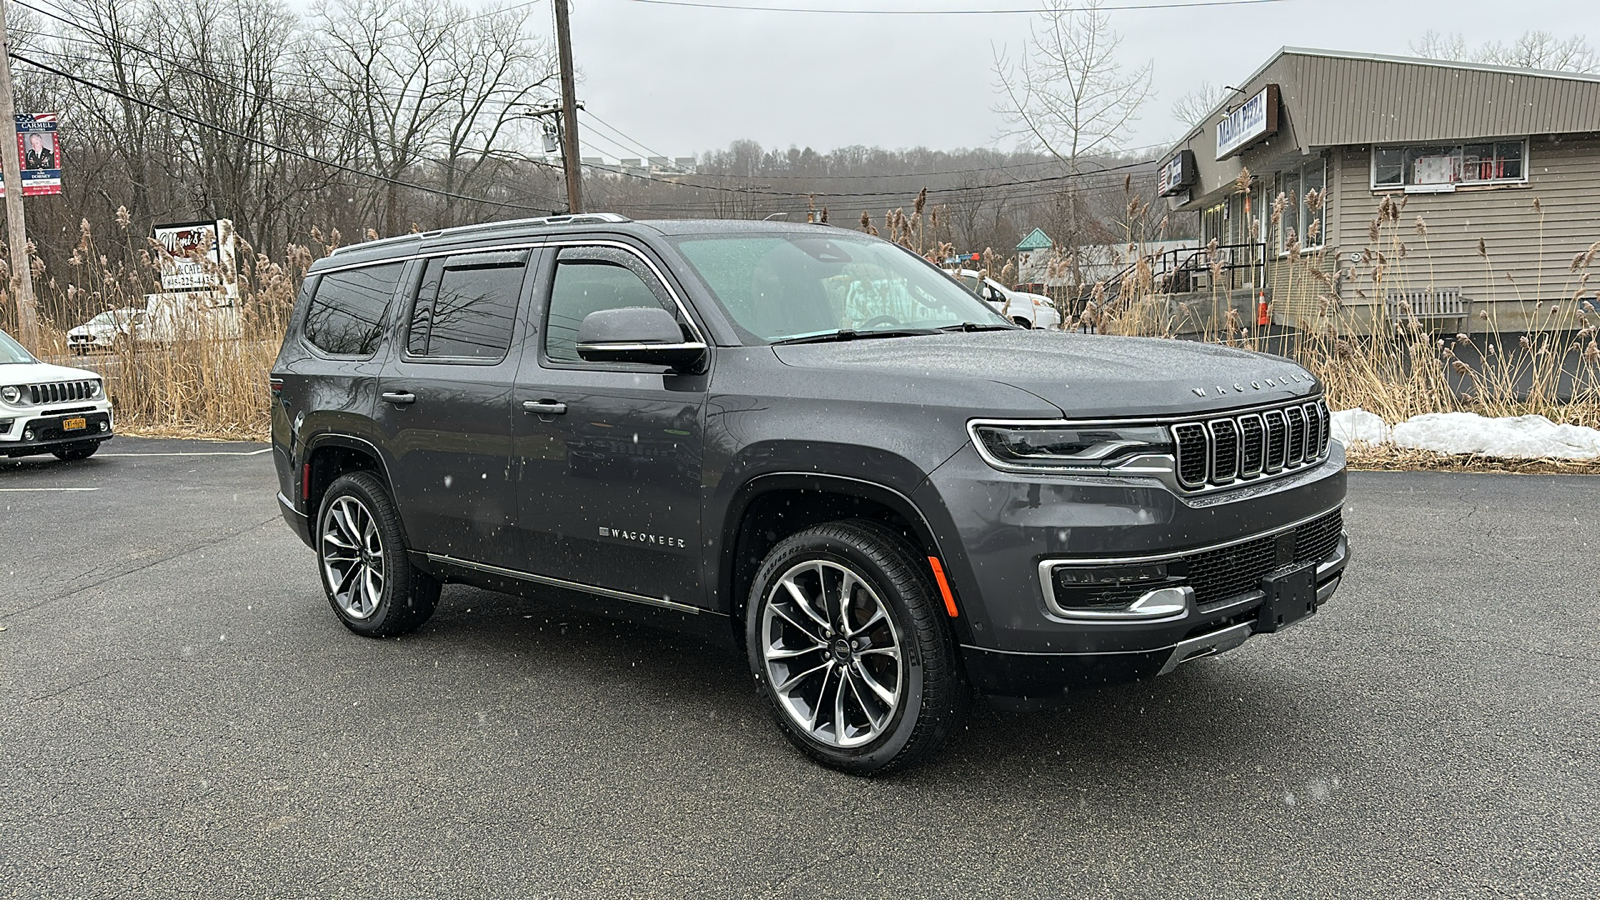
top-left (3, 217), bottom-right (313, 439)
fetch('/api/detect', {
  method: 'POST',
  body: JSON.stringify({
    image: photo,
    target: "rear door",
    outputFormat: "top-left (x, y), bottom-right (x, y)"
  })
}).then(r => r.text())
top-left (373, 247), bottom-right (536, 568)
top-left (512, 242), bottom-right (710, 608)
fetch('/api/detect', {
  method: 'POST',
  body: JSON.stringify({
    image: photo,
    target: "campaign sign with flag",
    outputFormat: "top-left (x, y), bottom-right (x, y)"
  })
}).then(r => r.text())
top-left (0, 113), bottom-right (62, 197)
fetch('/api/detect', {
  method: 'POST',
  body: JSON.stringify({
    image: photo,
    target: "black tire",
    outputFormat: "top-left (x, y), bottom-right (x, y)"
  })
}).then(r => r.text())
top-left (1012, 316), bottom-right (1033, 328)
top-left (51, 441), bottom-right (101, 461)
top-left (745, 519), bottom-right (969, 775)
top-left (315, 471), bottom-right (440, 637)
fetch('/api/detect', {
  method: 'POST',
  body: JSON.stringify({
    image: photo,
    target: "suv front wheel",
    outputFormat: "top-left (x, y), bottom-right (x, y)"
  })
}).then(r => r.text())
top-left (316, 471), bottom-right (440, 637)
top-left (746, 520), bottom-right (969, 775)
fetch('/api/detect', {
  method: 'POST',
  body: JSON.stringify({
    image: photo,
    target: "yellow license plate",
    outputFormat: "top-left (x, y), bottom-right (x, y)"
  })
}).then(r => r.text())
top-left (63, 417), bottom-right (87, 431)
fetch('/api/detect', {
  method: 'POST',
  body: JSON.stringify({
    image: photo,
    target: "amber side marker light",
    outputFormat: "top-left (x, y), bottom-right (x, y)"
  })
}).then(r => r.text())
top-left (927, 557), bottom-right (959, 618)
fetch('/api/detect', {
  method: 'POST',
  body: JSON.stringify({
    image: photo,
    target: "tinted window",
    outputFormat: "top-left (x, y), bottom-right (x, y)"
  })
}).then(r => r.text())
top-left (545, 247), bottom-right (677, 363)
top-left (303, 263), bottom-right (403, 356)
top-left (407, 250), bottom-right (528, 360)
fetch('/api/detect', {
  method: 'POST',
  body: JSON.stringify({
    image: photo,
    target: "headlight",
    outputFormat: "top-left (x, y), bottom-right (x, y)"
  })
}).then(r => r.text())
top-left (0, 385), bottom-right (18, 404)
top-left (88, 381), bottom-right (102, 398)
top-left (972, 423), bottom-right (1174, 472)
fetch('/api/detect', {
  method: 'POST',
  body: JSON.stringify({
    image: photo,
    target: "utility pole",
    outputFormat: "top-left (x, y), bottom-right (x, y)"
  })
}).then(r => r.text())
top-left (0, 0), bottom-right (37, 349)
top-left (553, 0), bottom-right (583, 214)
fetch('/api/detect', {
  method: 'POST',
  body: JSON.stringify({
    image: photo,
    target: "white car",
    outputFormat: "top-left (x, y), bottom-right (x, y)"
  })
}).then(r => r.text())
top-left (66, 307), bottom-right (146, 354)
top-left (1, 328), bottom-right (114, 460)
top-left (947, 269), bottom-right (1061, 329)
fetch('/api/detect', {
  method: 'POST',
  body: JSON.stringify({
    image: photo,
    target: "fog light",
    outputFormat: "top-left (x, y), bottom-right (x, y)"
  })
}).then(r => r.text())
top-left (100, 422), bottom-right (110, 432)
top-left (23, 428), bottom-right (34, 440)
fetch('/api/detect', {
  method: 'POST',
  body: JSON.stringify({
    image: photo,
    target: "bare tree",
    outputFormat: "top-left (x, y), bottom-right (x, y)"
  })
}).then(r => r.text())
top-left (1169, 80), bottom-right (1229, 131)
top-left (1411, 29), bottom-right (1598, 73)
top-left (992, 0), bottom-right (1151, 296)
top-left (992, 0), bottom-right (1152, 169)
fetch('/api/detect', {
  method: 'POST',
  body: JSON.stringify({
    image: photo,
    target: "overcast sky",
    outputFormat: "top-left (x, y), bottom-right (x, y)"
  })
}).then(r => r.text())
top-left (534, 0), bottom-right (1593, 162)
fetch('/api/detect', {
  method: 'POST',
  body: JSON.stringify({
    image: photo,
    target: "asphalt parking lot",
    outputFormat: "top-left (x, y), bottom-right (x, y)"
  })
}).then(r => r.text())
top-left (2, 438), bottom-right (1597, 898)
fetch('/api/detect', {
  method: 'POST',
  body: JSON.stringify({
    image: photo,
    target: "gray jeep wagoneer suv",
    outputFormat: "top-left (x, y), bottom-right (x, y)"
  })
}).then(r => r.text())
top-left (271, 214), bottom-right (1349, 774)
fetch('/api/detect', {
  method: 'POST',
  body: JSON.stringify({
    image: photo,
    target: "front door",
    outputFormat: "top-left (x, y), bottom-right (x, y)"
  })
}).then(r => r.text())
top-left (513, 243), bottom-right (709, 608)
top-left (374, 248), bottom-right (535, 568)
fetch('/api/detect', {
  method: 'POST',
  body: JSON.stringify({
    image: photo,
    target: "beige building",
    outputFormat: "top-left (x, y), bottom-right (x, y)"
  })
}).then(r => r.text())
top-left (1159, 48), bottom-right (1600, 334)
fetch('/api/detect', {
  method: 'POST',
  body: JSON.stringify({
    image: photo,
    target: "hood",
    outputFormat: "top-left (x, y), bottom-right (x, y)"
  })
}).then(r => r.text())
top-left (0, 360), bottom-right (104, 386)
top-left (772, 331), bottom-right (1320, 419)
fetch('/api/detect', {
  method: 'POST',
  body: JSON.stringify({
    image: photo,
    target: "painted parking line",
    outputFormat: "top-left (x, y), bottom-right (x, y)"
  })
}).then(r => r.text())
top-left (98, 448), bottom-right (272, 457)
top-left (0, 487), bottom-right (99, 492)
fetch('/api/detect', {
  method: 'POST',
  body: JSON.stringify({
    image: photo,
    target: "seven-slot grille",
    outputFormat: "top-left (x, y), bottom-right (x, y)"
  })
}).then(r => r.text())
top-left (1172, 399), bottom-right (1331, 491)
top-left (23, 381), bottom-right (98, 405)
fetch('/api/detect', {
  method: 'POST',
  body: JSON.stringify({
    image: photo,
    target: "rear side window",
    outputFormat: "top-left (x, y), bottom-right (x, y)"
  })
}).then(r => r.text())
top-left (303, 263), bottom-right (404, 356)
top-left (407, 250), bottom-right (529, 361)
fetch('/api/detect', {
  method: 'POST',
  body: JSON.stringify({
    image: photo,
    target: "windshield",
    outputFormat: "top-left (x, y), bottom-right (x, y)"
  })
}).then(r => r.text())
top-left (671, 232), bottom-right (1009, 343)
top-left (0, 329), bottom-right (34, 364)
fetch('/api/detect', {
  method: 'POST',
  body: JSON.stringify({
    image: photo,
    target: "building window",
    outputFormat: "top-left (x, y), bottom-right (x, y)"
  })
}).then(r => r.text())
top-left (1274, 158), bottom-right (1325, 255)
top-left (1371, 139), bottom-right (1527, 191)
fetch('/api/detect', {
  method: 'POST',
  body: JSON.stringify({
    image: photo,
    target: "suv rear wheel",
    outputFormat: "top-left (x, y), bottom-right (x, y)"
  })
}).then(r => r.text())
top-left (316, 471), bottom-right (440, 637)
top-left (746, 520), bottom-right (969, 775)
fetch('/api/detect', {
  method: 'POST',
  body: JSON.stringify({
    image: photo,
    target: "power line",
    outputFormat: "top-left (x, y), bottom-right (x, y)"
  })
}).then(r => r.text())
top-left (9, 50), bottom-right (562, 214)
top-left (616, 0), bottom-right (1287, 14)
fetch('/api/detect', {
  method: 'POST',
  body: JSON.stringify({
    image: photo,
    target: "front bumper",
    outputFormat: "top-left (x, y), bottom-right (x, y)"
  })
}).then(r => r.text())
top-left (960, 534), bottom-right (1348, 699)
top-left (0, 408), bottom-right (114, 455)
top-left (917, 440), bottom-right (1349, 698)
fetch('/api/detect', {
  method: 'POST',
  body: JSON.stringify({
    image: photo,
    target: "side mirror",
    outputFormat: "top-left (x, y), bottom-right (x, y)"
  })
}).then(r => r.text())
top-left (575, 307), bottom-right (707, 371)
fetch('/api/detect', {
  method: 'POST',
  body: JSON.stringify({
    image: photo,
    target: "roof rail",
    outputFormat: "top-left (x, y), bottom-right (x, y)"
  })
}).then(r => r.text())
top-left (327, 232), bottom-right (422, 256)
top-left (421, 212), bottom-right (632, 240)
top-left (332, 213), bottom-right (634, 255)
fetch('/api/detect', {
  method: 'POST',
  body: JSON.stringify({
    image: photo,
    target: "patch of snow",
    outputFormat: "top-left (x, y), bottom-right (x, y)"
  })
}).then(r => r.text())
top-left (1390, 412), bottom-right (1600, 460)
top-left (1330, 408), bottom-right (1390, 445)
top-left (1333, 408), bottom-right (1600, 459)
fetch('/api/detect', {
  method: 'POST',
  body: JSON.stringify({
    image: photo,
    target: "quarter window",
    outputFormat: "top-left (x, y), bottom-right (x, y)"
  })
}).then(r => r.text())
top-left (407, 250), bottom-right (529, 360)
top-left (544, 247), bottom-right (679, 363)
top-left (1371, 139), bottom-right (1527, 191)
top-left (303, 262), bottom-right (404, 357)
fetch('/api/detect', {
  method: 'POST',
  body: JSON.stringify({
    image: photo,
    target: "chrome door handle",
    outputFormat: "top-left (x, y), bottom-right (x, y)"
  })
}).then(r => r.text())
top-left (522, 400), bottom-right (568, 415)
top-left (381, 391), bottom-right (416, 405)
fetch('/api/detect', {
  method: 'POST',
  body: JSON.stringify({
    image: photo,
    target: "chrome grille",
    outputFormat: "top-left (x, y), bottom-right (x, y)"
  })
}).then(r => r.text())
top-left (1208, 418), bottom-right (1239, 484)
top-left (1173, 423), bottom-right (1208, 488)
top-left (25, 381), bottom-right (97, 405)
top-left (1170, 398), bottom-right (1331, 492)
top-left (1263, 409), bottom-right (1287, 472)
top-left (1238, 414), bottom-right (1265, 477)
top-left (1286, 405), bottom-right (1307, 464)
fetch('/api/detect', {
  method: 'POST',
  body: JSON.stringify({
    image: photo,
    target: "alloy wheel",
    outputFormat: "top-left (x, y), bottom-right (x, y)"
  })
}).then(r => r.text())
top-left (760, 559), bottom-right (904, 748)
top-left (321, 495), bottom-right (385, 620)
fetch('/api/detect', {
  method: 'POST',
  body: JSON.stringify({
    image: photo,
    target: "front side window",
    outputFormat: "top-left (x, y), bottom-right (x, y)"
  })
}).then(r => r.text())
top-left (671, 232), bottom-right (1008, 344)
top-left (544, 246), bottom-right (678, 363)
top-left (1371, 139), bottom-right (1528, 191)
top-left (303, 262), bottom-right (404, 357)
top-left (407, 250), bottom-right (529, 361)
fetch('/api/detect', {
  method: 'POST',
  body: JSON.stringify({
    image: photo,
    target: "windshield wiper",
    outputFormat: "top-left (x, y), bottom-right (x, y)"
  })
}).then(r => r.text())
top-left (771, 328), bottom-right (939, 345)
top-left (938, 322), bottom-right (1018, 332)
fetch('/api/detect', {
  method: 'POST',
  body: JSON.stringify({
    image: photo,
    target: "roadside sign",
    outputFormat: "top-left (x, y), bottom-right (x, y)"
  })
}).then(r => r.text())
top-left (0, 113), bottom-right (62, 197)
